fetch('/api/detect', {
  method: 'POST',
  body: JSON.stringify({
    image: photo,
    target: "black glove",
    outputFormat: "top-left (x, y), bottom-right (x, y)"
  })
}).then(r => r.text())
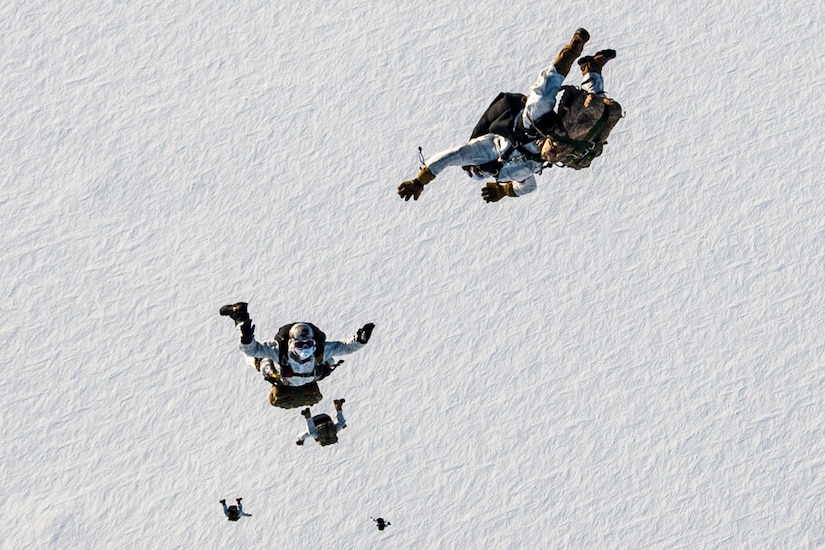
top-left (296, 439), bottom-right (304, 446)
top-left (357, 323), bottom-right (375, 344)
top-left (397, 179), bottom-right (424, 201)
top-left (239, 320), bottom-right (255, 344)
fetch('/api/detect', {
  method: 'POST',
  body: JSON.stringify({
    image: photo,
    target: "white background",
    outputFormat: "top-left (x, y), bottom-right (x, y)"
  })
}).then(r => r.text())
top-left (2, 1), bottom-right (824, 548)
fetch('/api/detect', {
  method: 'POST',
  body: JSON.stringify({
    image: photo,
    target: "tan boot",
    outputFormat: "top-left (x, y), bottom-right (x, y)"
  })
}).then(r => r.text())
top-left (552, 28), bottom-right (590, 76)
top-left (398, 166), bottom-right (436, 201)
top-left (578, 49), bottom-right (616, 75)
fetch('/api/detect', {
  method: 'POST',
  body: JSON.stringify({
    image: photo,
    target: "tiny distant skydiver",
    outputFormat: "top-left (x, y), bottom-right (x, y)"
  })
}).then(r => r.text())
top-left (296, 399), bottom-right (347, 447)
top-left (371, 517), bottom-right (391, 531)
top-left (220, 498), bottom-right (251, 521)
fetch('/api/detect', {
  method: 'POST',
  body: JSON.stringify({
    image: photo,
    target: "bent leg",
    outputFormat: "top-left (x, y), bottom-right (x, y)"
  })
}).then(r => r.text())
top-left (522, 66), bottom-right (565, 129)
top-left (552, 28), bottom-right (589, 76)
top-left (581, 72), bottom-right (605, 95)
top-left (523, 29), bottom-right (589, 129)
top-left (579, 50), bottom-right (615, 95)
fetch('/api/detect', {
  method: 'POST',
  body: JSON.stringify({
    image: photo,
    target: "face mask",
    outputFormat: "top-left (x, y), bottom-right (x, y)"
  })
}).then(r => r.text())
top-left (291, 344), bottom-right (315, 361)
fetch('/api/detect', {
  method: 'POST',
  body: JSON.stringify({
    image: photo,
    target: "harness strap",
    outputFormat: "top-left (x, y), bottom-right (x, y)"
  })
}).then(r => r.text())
top-left (582, 105), bottom-right (611, 144)
top-left (282, 359), bottom-right (342, 379)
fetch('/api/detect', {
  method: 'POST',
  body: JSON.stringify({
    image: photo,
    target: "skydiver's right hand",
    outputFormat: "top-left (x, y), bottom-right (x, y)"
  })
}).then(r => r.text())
top-left (397, 180), bottom-right (424, 201)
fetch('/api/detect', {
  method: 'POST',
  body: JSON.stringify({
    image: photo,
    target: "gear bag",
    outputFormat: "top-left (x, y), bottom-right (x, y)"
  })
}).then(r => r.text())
top-left (538, 86), bottom-right (622, 170)
top-left (312, 413), bottom-right (339, 446)
top-left (268, 382), bottom-right (323, 409)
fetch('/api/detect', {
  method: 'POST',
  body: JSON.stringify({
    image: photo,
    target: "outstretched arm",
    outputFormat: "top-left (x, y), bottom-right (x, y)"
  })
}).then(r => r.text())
top-left (322, 337), bottom-right (363, 359)
top-left (323, 323), bottom-right (375, 360)
top-left (296, 413), bottom-right (318, 445)
top-left (239, 335), bottom-right (281, 362)
top-left (424, 134), bottom-right (512, 176)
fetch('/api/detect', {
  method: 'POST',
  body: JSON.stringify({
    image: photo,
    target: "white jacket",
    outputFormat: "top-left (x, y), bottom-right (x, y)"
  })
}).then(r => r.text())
top-left (239, 329), bottom-right (365, 386)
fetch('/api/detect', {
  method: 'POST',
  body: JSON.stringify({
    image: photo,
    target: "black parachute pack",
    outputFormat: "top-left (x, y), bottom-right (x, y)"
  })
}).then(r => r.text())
top-left (463, 92), bottom-right (540, 176)
top-left (312, 413), bottom-right (339, 446)
top-left (469, 92), bottom-right (530, 142)
top-left (536, 86), bottom-right (623, 170)
top-left (226, 505), bottom-right (240, 521)
top-left (272, 323), bottom-right (332, 380)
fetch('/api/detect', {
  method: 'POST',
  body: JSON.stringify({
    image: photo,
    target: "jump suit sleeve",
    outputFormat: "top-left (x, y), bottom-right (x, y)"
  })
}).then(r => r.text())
top-left (322, 335), bottom-right (365, 362)
top-left (424, 134), bottom-right (514, 176)
top-left (511, 175), bottom-right (537, 196)
top-left (239, 337), bottom-right (281, 362)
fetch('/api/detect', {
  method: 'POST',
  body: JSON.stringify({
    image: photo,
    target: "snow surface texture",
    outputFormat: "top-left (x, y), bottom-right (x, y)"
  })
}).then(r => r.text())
top-left (2, 1), bottom-right (824, 548)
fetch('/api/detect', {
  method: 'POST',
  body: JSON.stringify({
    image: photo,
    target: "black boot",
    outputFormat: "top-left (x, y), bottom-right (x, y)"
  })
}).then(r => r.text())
top-left (219, 302), bottom-right (249, 324)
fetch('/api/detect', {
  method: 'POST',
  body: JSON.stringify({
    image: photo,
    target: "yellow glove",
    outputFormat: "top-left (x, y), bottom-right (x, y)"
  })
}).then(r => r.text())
top-left (481, 181), bottom-right (516, 203)
top-left (397, 166), bottom-right (436, 201)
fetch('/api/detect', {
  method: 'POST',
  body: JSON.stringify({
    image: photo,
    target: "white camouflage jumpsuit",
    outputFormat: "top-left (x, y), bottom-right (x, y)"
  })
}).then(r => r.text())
top-left (424, 67), bottom-right (606, 196)
top-left (238, 327), bottom-right (364, 387)
top-left (296, 409), bottom-right (347, 445)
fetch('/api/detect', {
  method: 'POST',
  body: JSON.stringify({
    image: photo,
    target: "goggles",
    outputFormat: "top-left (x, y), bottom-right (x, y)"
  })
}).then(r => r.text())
top-left (292, 339), bottom-right (316, 350)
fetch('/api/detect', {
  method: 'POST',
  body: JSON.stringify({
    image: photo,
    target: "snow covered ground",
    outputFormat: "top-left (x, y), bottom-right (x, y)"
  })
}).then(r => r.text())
top-left (2, 0), bottom-right (824, 547)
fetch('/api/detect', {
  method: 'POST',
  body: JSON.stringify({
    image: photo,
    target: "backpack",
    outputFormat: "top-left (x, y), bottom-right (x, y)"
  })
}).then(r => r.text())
top-left (469, 92), bottom-right (530, 142)
top-left (312, 413), bottom-right (339, 446)
top-left (273, 323), bottom-right (329, 380)
top-left (226, 505), bottom-right (240, 521)
top-left (538, 86), bottom-right (623, 170)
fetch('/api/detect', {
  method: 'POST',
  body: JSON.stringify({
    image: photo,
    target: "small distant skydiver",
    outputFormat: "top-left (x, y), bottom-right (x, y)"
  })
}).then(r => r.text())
top-left (371, 517), bottom-right (391, 531)
top-left (296, 399), bottom-right (347, 447)
top-left (220, 498), bottom-right (251, 521)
